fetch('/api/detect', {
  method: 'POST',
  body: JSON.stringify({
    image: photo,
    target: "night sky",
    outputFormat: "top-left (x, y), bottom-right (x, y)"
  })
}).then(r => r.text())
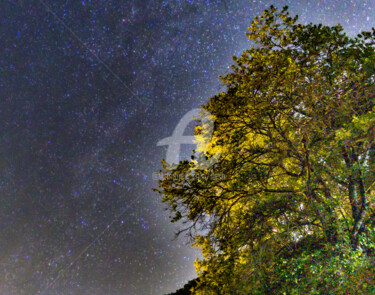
top-left (1, 1), bottom-right (374, 294)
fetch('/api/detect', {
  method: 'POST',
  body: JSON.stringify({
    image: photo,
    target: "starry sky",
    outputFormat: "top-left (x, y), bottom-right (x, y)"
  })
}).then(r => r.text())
top-left (0, 0), bottom-right (374, 294)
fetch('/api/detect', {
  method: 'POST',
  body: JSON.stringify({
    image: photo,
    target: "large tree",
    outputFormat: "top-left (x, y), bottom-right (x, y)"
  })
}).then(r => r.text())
top-left (155, 6), bottom-right (375, 294)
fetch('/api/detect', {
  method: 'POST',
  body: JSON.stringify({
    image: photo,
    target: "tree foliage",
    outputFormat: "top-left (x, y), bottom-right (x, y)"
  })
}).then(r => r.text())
top-left (166, 278), bottom-right (199, 295)
top-left (155, 6), bottom-right (375, 294)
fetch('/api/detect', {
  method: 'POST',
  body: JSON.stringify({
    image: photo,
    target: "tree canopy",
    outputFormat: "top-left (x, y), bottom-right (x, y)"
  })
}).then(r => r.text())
top-left (155, 6), bottom-right (375, 294)
top-left (166, 278), bottom-right (199, 295)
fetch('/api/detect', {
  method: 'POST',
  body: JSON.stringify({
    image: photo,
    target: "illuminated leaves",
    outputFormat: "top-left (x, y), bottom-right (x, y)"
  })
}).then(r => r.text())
top-left (155, 5), bottom-right (375, 294)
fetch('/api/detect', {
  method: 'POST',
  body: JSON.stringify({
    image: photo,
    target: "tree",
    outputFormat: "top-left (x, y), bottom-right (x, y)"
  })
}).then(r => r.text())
top-left (166, 278), bottom-right (199, 295)
top-left (155, 6), bottom-right (375, 294)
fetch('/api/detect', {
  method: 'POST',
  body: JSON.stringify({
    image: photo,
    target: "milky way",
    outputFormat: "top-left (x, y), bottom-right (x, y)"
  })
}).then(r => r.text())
top-left (1, 0), bottom-right (374, 294)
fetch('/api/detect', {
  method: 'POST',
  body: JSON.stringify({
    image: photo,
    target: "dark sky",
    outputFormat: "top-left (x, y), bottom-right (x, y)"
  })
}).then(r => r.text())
top-left (0, 0), bottom-right (374, 294)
